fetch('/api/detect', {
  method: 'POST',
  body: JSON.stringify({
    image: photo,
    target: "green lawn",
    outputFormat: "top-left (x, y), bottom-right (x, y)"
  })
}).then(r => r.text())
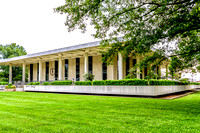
top-left (0, 92), bottom-right (200, 133)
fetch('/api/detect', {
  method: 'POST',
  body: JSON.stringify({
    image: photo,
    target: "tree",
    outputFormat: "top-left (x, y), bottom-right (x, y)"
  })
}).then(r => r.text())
top-left (0, 43), bottom-right (27, 82)
top-left (55, 0), bottom-right (200, 69)
top-left (168, 57), bottom-right (182, 80)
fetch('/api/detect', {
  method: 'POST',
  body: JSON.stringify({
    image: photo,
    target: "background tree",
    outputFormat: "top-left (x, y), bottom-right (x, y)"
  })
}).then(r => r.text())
top-left (0, 43), bottom-right (27, 82)
top-left (168, 57), bottom-right (182, 80)
top-left (55, 0), bottom-right (200, 70)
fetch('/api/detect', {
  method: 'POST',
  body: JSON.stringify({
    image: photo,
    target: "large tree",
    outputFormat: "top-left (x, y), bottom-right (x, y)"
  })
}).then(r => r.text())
top-left (0, 43), bottom-right (27, 82)
top-left (55, 0), bottom-right (200, 69)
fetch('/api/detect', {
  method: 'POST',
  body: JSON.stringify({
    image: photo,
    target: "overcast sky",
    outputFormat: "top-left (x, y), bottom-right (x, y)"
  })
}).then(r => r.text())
top-left (0, 0), bottom-right (99, 54)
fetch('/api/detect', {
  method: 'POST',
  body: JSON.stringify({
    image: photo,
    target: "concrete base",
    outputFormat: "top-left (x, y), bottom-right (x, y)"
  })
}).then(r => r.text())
top-left (24, 85), bottom-right (200, 96)
top-left (0, 85), bottom-right (7, 91)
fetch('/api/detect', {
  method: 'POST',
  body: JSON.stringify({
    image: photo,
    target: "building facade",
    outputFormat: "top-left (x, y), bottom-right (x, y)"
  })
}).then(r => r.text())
top-left (0, 41), bottom-right (167, 83)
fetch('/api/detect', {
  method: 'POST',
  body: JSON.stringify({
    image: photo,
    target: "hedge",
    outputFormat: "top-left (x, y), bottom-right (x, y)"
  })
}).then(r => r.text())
top-left (28, 82), bottom-right (40, 85)
top-left (85, 79), bottom-right (184, 86)
top-left (93, 79), bottom-right (148, 85)
top-left (26, 79), bottom-right (200, 86)
top-left (190, 82), bottom-right (200, 85)
top-left (50, 81), bottom-right (72, 85)
top-left (75, 81), bottom-right (92, 85)
top-left (149, 79), bottom-right (179, 85)
top-left (42, 82), bottom-right (50, 85)
top-left (0, 82), bottom-right (8, 85)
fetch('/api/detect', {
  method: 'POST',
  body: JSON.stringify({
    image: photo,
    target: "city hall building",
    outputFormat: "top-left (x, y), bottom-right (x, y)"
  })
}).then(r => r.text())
top-left (0, 41), bottom-right (168, 84)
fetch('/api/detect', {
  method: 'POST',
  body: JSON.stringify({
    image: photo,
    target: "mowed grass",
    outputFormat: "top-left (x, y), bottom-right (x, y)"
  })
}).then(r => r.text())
top-left (0, 92), bottom-right (200, 133)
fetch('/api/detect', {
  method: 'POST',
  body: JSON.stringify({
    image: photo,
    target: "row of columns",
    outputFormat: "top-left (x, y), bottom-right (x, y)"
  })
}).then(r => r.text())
top-left (8, 53), bottom-right (141, 83)
top-left (8, 53), bottom-right (166, 83)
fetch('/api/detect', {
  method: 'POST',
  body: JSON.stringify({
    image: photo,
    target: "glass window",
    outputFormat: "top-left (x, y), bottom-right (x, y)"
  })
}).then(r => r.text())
top-left (88, 56), bottom-right (92, 74)
top-left (133, 59), bottom-right (137, 77)
top-left (76, 58), bottom-right (80, 81)
top-left (30, 64), bottom-right (33, 82)
top-left (133, 59), bottom-right (136, 67)
top-left (144, 67), bottom-right (148, 78)
top-left (65, 59), bottom-right (68, 80)
top-left (126, 57), bottom-right (129, 76)
top-left (55, 61), bottom-right (58, 80)
top-left (157, 66), bottom-right (159, 74)
top-left (37, 63), bottom-right (39, 81)
top-left (46, 62), bottom-right (49, 81)
top-left (102, 56), bottom-right (107, 80)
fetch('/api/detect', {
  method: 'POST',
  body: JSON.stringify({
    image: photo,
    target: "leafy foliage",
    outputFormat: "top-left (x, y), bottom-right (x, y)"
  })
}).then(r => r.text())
top-left (50, 81), bottom-right (73, 85)
top-left (55, 0), bottom-right (200, 73)
top-left (28, 82), bottom-right (40, 85)
top-left (83, 73), bottom-right (95, 81)
top-left (169, 57), bottom-right (182, 80)
top-left (0, 43), bottom-right (27, 82)
top-left (42, 82), bottom-right (50, 85)
top-left (75, 81), bottom-right (92, 85)
top-left (5, 84), bottom-right (16, 89)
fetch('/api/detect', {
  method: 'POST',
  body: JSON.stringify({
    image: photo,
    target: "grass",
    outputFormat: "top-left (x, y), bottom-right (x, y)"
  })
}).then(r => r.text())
top-left (0, 92), bottom-right (200, 133)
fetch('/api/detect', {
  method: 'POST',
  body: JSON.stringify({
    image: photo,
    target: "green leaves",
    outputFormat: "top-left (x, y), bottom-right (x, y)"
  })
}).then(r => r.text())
top-left (56, 0), bottom-right (200, 74)
top-left (0, 43), bottom-right (27, 82)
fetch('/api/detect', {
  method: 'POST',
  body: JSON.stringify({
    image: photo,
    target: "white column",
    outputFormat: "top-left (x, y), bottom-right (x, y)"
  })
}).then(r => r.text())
top-left (59, 55), bottom-right (63, 80)
top-left (28, 65), bottom-right (30, 82)
top-left (9, 64), bottom-right (12, 84)
top-left (22, 62), bottom-right (26, 83)
top-left (136, 56), bottom-right (140, 79)
top-left (142, 69), bottom-right (145, 79)
top-left (166, 64), bottom-right (168, 80)
top-left (84, 53), bottom-right (88, 74)
top-left (39, 59), bottom-right (42, 81)
top-left (159, 65), bottom-right (161, 77)
top-left (118, 53), bottom-right (123, 80)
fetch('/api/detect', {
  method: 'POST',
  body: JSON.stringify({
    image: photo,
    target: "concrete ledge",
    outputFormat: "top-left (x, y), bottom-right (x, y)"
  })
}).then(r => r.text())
top-left (0, 85), bottom-right (6, 91)
top-left (24, 85), bottom-right (200, 96)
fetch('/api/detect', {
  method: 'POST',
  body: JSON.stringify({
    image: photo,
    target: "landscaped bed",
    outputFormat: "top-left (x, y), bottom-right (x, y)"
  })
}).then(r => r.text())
top-left (0, 92), bottom-right (199, 132)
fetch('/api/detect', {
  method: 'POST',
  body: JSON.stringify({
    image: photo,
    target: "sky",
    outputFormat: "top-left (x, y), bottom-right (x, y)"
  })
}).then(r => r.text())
top-left (0, 0), bottom-right (99, 54)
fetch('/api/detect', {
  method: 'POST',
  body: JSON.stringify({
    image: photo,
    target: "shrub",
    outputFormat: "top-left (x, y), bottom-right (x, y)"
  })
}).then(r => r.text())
top-left (5, 84), bottom-right (16, 89)
top-left (149, 79), bottom-right (179, 85)
top-left (50, 81), bottom-right (72, 85)
top-left (93, 79), bottom-right (148, 86)
top-left (93, 80), bottom-right (105, 85)
top-left (83, 73), bottom-right (95, 81)
top-left (0, 82), bottom-right (8, 85)
top-left (27, 82), bottom-right (40, 85)
top-left (42, 82), bottom-right (50, 85)
top-left (75, 81), bottom-right (92, 85)
top-left (190, 82), bottom-right (200, 85)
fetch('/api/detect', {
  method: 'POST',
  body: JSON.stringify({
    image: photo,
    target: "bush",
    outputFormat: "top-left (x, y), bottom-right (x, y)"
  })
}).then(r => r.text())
top-left (42, 82), bottom-right (50, 85)
top-left (83, 73), bottom-right (95, 81)
top-left (93, 80), bottom-right (105, 85)
top-left (75, 81), bottom-right (92, 85)
top-left (0, 82), bottom-right (8, 85)
top-left (27, 82), bottom-right (40, 85)
top-left (93, 79), bottom-right (148, 85)
top-left (50, 81), bottom-right (72, 85)
top-left (5, 84), bottom-right (16, 89)
top-left (149, 79), bottom-right (179, 85)
top-left (190, 82), bottom-right (200, 85)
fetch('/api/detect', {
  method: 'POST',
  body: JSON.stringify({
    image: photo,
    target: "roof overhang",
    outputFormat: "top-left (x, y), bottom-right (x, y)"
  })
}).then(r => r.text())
top-left (0, 41), bottom-right (102, 66)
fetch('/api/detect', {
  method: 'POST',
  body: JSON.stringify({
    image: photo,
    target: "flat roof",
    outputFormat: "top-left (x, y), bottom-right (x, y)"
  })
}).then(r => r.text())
top-left (0, 40), bottom-right (101, 64)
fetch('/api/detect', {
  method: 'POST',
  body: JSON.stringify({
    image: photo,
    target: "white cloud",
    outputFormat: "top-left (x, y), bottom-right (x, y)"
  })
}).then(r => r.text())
top-left (0, 0), bottom-right (99, 54)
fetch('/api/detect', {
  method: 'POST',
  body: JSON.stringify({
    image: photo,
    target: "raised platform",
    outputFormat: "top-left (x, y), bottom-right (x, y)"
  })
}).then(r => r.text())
top-left (24, 85), bottom-right (200, 96)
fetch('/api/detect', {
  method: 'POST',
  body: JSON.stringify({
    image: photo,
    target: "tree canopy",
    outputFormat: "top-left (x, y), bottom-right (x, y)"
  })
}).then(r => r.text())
top-left (0, 43), bottom-right (27, 82)
top-left (55, 0), bottom-right (200, 73)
